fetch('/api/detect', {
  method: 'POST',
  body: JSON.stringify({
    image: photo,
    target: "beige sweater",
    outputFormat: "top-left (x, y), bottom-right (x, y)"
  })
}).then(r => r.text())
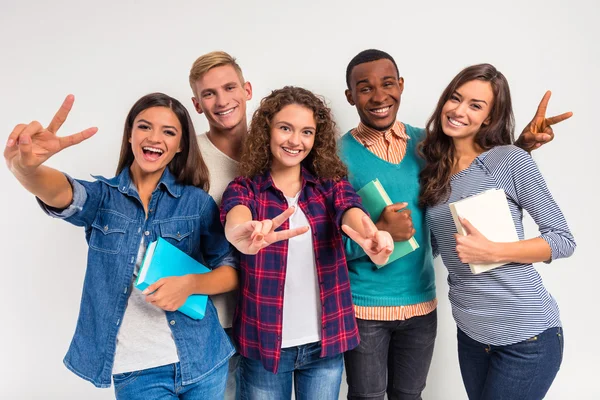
top-left (197, 133), bottom-right (239, 329)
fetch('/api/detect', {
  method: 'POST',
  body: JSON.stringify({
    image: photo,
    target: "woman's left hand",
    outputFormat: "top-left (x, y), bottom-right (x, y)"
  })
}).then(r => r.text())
top-left (455, 217), bottom-right (499, 264)
top-left (143, 275), bottom-right (193, 311)
top-left (343, 215), bottom-right (394, 266)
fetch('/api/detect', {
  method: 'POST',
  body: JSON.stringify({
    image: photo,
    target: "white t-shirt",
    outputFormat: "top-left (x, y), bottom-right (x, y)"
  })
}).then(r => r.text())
top-left (112, 239), bottom-right (179, 374)
top-left (197, 133), bottom-right (239, 328)
top-left (281, 193), bottom-right (322, 348)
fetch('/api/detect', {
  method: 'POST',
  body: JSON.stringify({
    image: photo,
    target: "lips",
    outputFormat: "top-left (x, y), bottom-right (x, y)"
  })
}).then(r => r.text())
top-left (447, 117), bottom-right (467, 127)
top-left (142, 146), bottom-right (164, 161)
top-left (282, 147), bottom-right (301, 155)
top-left (215, 107), bottom-right (236, 116)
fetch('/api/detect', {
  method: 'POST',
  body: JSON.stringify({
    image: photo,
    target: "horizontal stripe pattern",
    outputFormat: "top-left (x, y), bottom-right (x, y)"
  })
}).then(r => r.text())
top-left (426, 145), bottom-right (576, 346)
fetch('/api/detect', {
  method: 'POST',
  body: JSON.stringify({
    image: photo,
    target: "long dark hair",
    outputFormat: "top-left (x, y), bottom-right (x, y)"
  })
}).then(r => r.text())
top-left (418, 64), bottom-right (514, 207)
top-left (239, 86), bottom-right (347, 180)
top-left (116, 93), bottom-right (209, 191)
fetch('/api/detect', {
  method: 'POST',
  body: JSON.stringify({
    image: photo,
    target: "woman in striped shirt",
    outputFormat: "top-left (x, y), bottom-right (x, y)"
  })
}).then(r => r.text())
top-left (419, 64), bottom-right (576, 400)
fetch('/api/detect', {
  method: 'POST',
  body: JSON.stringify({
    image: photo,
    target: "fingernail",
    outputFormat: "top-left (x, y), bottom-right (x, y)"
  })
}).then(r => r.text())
top-left (6, 139), bottom-right (14, 146)
top-left (142, 289), bottom-right (149, 295)
top-left (19, 136), bottom-right (30, 144)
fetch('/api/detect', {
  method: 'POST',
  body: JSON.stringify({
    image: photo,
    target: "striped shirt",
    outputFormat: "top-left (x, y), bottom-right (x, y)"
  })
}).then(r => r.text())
top-left (425, 145), bottom-right (576, 345)
top-left (352, 121), bottom-right (437, 321)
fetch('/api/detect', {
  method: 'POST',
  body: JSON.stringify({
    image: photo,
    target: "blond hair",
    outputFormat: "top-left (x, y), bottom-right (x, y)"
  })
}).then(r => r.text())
top-left (189, 51), bottom-right (245, 97)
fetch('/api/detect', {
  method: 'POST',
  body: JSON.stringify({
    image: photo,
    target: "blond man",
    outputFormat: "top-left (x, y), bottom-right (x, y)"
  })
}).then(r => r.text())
top-left (188, 51), bottom-right (252, 400)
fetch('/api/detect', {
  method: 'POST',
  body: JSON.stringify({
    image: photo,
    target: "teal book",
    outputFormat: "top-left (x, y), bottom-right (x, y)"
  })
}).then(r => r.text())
top-left (356, 178), bottom-right (419, 268)
top-left (135, 237), bottom-right (210, 320)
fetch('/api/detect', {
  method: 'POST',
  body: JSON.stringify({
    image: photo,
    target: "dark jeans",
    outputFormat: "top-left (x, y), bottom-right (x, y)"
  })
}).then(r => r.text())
top-left (457, 327), bottom-right (564, 400)
top-left (345, 309), bottom-right (437, 400)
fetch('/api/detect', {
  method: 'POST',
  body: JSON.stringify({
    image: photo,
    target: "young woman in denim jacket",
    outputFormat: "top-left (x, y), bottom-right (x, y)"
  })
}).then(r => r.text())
top-left (4, 93), bottom-right (238, 399)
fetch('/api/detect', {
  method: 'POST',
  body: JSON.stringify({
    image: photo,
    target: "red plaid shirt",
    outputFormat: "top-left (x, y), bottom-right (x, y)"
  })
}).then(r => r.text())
top-left (220, 167), bottom-right (363, 373)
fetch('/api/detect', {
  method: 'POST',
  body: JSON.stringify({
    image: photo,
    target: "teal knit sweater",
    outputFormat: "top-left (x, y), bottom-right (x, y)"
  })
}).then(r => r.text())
top-left (339, 124), bottom-right (436, 306)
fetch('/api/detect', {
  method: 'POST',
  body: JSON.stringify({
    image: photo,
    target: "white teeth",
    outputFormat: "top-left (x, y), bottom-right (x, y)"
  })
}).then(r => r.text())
top-left (143, 147), bottom-right (164, 154)
top-left (372, 107), bottom-right (390, 114)
top-left (448, 117), bottom-right (467, 127)
top-left (217, 108), bottom-right (235, 116)
top-left (283, 147), bottom-right (300, 155)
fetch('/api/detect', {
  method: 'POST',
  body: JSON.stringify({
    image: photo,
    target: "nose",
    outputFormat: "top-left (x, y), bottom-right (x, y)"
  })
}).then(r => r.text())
top-left (287, 131), bottom-right (300, 146)
top-left (215, 91), bottom-right (229, 108)
top-left (147, 128), bottom-right (161, 143)
top-left (453, 101), bottom-right (468, 117)
top-left (371, 86), bottom-right (387, 103)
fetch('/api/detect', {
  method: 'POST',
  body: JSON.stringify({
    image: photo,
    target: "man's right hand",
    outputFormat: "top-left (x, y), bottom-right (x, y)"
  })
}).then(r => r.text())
top-left (375, 202), bottom-right (415, 242)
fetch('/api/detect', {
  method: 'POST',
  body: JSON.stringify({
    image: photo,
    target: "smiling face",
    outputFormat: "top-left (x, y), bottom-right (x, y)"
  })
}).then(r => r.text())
top-left (269, 104), bottom-right (316, 173)
top-left (129, 106), bottom-right (182, 179)
top-left (191, 64), bottom-right (252, 132)
top-left (345, 59), bottom-right (403, 132)
top-left (441, 79), bottom-right (494, 142)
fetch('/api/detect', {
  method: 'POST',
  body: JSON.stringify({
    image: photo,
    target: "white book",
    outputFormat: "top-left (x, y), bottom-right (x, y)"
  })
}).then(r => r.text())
top-left (449, 189), bottom-right (519, 274)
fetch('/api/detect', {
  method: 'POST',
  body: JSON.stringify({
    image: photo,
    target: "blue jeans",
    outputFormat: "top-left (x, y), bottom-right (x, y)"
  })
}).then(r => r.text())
top-left (239, 341), bottom-right (343, 400)
top-left (344, 310), bottom-right (437, 400)
top-left (113, 361), bottom-right (228, 399)
top-left (457, 327), bottom-right (564, 400)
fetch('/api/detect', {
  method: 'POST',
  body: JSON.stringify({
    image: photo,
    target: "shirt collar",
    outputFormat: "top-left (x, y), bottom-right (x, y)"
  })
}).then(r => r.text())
top-left (93, 167), bottom-right (183, 198)
top-left (353, 120), bottom-right (409, 147)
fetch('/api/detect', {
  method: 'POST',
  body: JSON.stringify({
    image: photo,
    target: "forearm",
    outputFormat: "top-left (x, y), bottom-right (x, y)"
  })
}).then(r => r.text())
top-left (12, 165), bottom-right (73, 208)
top-left (186, 265), bottom-right (238, 295)
top-left (490, 237), bottom-right (552, 264)
top-left (341, 207), bottom-right (368, 234)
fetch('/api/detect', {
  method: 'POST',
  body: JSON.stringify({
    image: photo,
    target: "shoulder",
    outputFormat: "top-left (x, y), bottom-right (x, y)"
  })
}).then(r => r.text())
top-left (403, 123), bottom-right (425, 141)
top-left (479, 145), bottom-right (534, 177)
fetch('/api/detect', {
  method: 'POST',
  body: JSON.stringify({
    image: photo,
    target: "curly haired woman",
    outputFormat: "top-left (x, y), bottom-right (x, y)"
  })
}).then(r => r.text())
top-left (220, 86), bottom-right (394, 400)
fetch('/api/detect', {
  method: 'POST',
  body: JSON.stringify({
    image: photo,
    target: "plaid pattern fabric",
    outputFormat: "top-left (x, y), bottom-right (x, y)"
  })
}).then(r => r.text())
top-left (220, 167), bottom-right (363, 373)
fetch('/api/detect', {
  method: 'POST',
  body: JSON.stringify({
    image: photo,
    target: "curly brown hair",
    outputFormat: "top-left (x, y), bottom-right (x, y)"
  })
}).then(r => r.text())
top-left (239, 86), bottom-right (348, 180)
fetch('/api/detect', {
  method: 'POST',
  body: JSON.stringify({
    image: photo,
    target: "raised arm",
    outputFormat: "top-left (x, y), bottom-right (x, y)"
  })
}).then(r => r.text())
top-left (4, 95), bottom-right (97, 208)
top-left (515, 91), bottom-right (572, 152)
top-left (225, 205), bottom-right (308, 255)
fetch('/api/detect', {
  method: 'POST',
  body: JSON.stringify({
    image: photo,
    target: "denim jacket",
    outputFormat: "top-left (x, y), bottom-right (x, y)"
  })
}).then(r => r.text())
top-left (39, 167), bottom-right (236, 388)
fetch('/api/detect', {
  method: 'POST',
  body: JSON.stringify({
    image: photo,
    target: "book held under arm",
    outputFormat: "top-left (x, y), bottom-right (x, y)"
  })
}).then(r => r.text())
top-left (136, 237), bottom-right (210, 320)
top-left (449, 189), bottom-right (519, 274)
top-left (356, 179), bottom-right (419, 268)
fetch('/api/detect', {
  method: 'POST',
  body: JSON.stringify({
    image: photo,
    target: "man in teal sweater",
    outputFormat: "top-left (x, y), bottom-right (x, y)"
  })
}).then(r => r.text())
top-left (339, 49), bottom-right (570, 400)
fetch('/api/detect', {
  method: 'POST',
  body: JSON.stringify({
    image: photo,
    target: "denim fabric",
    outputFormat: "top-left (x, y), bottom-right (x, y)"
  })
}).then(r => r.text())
top-left (113, 361), bottom-right (228, 399)
top-left (457, 327), bottom-right (564, 400)
top-left (239, 342), bottom-right (343, 400)
top-left (344, 310), bottom-right (437, 400)
top-left (40, 168), bottom-right (236, 388)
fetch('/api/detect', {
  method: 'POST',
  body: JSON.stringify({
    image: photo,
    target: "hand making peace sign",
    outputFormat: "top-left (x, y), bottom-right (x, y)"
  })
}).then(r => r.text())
top-left (516, 91), bottom-right (573, 152)
top-left (4, 94), bottom-right (97, 176)
top-left (227, 206), bottom-right (310, 255)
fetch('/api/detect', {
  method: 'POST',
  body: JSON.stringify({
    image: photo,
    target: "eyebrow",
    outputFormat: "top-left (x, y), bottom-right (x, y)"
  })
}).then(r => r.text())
top-left (276, 120), bottom-right (316, 130)
top-left (355, 76), bottom-right (397, 86)
top-left (137, 119), bottom-right (179, 132)
top-left (453, 91), bottom-right (489, 105)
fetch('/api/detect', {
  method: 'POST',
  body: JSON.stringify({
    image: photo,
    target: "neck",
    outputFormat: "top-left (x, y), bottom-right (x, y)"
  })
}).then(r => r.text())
top-left (129, 164), bottom-right (164, 211)
top-left (206, 119), bottom-right (247, 161)
top-left (452, 137), bottom-right (484, 174)
top-left (270, 164), bottom-right (302, 197)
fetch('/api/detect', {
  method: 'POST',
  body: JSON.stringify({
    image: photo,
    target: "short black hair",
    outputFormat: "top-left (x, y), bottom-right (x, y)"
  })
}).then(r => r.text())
top-left (345, 49), bottom-right (400, 89)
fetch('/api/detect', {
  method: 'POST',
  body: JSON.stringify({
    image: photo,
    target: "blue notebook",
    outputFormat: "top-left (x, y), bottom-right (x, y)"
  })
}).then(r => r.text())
top-left (135, 237), bottom-right (210, 320)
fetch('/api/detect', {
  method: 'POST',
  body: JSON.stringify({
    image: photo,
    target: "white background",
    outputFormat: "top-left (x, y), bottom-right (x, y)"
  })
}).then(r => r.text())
top-left (1, 0), bottom-right (598, 398)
